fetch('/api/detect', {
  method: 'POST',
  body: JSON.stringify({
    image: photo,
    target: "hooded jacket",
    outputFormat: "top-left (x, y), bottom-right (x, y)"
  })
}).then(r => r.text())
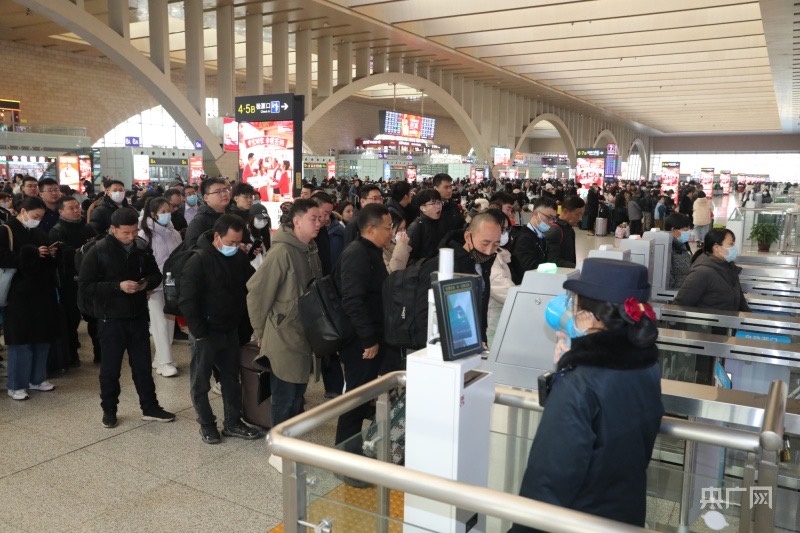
top-left (511, 329), bottom-right (663, 531)
top-left (180, 230), bottom-right (255, 340)
top-left (673, 253), bottom-right (750, 312)
top-left (247, 226), bottom-right (322, 384)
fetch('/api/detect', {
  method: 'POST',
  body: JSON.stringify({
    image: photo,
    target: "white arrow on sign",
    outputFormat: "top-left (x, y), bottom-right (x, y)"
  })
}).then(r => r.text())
top-left (281, 103), bottom-right (289, 110)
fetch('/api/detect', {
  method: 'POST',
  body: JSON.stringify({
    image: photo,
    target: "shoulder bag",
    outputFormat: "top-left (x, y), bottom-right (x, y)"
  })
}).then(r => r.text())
top-left (0, 225), bottom-right (17, 307)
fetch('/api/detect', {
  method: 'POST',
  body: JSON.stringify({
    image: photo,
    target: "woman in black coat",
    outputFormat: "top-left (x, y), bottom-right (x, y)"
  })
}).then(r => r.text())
top-left (0, 196), bottom-right (59, 400)
top-left (510, 258), bottom-right (663, 531)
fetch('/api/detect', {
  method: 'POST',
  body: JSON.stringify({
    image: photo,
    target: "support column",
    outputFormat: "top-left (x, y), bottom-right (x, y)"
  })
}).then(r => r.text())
top-left (461, 78), bottom-right (472, 118)
top-left (372, 51), bottom-right (386, 74)
top-left (388, 54), bottom-right (401, 73)
top-left (272, 21), bottom-right (289, 93)
top-left (216, 3), bottom-right (235, 117)
top-left (481, 84), bottom-right (493, 145)
top-left (506, 92), bottom-right (516, 149)
top-left (107, 0), bottom-right (129, 40)
top-left (295, 28), bottom-right (312, 116)
top-left (317, 35), bottom-right (333, 98)
top-left (403, 58), bottom-right (415, 75)
top-left (336, 41), bottom-right (352, 88)
top-left (416, 62), bottom-right (429, 80)
top-left (245, 9), bottom-right (263, 95)
top-left (429, 67), bottom-right (441, 86)
top-left (355, 47), bottom-right (370, 80)
top-left (148, 0), bottom-right (169, 76)
top-left (443, 71), bottom-right (455, 97)
top-left (185, 0), bottom-right (205, 117)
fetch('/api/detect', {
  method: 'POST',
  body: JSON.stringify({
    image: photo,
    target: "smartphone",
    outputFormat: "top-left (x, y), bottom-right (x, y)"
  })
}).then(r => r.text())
top-left (49, 241), bottom-right (62, 248)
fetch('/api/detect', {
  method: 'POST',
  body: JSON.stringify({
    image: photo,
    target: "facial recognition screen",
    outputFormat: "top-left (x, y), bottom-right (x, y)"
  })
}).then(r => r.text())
top-left (434, 276), bottom-right (483, 361)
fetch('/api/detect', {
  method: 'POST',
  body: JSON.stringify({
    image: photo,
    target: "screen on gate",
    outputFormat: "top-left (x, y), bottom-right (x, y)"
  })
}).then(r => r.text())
top-left (433, 276), bottom-right (483, 361)
top-left (576, 148), bottom-right (605, 191)
top-left (238, 120), bottom-right (294, 203)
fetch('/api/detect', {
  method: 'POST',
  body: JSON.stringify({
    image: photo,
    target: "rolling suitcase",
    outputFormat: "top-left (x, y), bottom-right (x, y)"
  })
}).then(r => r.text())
top-left (594, 217), bottom-right (608, 236)
top-left (240, 342), bottom-right (272, 429)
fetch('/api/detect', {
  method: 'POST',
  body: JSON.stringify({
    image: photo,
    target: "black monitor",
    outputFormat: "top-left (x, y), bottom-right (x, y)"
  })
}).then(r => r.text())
top-left (432, 275), bottom-right (483, 361)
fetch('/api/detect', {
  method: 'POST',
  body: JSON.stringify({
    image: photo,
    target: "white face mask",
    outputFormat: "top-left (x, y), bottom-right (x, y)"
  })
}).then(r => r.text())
top-left (23, 212), bottom-right (40, 229)
top-left (253, 218), bottom-right (268, 229)
top-left (500, 231), bottom-right (510, 247)
top-left (110, 191), bottom-right (126, 204)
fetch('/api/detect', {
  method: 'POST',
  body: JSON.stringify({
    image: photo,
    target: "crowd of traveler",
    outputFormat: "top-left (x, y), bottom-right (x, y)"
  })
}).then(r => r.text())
top-left (0, 168), bottom-right (759, 529)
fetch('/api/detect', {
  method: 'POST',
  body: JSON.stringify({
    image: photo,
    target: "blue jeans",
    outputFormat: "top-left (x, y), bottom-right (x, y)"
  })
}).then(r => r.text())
top-left (270, 373), bottom-right (307, 427)
top-left (6, 343), bottom-right (50, 391)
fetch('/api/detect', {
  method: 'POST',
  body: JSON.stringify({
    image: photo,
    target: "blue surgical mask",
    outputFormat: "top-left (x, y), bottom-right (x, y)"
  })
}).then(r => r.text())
top-left (186, 195), bottom-right (198, 206)
top-left (678, 230), bottom-right (692, 244)
top-left (544, 294), bottom-right (586, 339)
top-left (723, 245), bottom-right (739, 262)
top-left (156, 213), bottom-right (171, 226)
top-left (219, 244), bottom-right (238, 257)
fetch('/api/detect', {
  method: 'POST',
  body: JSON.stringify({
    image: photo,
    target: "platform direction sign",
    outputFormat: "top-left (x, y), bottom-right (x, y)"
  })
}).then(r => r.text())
top-left (235, 93), bottom-right (295, 122)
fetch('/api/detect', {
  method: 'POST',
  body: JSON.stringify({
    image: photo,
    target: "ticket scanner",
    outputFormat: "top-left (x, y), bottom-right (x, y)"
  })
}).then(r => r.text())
top-left (480, 268), bottom-right (579, 390)
top-left (618, 237), bottom-right (655, 287)
top-left (587, 244), bottom-right (631, 262)
top-left (642, 229), bottom-right (672, 293)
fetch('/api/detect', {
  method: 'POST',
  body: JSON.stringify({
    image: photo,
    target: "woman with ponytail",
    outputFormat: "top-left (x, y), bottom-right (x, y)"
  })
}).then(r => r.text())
top-left (674, 228), bottom-right (750, 312)
top-left (510, 258), bottom-right (663, 532)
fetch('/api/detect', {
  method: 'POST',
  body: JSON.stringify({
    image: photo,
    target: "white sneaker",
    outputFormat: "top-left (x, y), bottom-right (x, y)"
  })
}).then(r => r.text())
top-left (210, 382), bottom-right (222, 395)
top-left (7, 389), bottom-right (29, 400)
top-left (269, 454), bottom-right (283, 474)
top-left (156, 364), bottom-right (178, 377)
top-left (28, 381), bottom-right (55, 391)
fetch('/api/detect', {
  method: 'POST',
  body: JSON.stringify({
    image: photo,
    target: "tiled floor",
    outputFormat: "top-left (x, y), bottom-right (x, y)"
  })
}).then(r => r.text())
top-left (0, 330), bottom-right (339, 532)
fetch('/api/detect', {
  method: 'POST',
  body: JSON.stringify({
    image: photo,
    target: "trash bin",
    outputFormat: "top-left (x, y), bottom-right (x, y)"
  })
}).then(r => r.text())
top-left (594, 217), bottom-right (608, 236)
top-left (240, 342), bottom-right (272, 429)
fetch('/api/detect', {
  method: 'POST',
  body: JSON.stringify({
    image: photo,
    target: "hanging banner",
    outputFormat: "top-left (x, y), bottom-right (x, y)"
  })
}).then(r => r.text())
top-left (700, 168), bottom-right (714, 197)
top-left (189, 157), bottom-right (204, 184)
top-left (660, 161), bottom-right (680, 199)
top-left (133, 154), bottom-right (150, 186)
top-left (576, 148), bottom-right (606, 191)
top-left (57, 155), bottom-right (80, 191)
top-left (719, 171), bottom-right (731, 196)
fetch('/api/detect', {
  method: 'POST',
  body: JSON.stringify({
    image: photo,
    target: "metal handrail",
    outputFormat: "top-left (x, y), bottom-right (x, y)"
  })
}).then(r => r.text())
top-left (760, 380), bottom-right (788, 451)
top-left (268, 371), bottom-right (648, 532)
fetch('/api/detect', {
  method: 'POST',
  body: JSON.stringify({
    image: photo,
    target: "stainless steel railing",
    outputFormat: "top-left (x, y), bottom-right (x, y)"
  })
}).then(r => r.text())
top-left (268, 372), bottom-right (787, 533)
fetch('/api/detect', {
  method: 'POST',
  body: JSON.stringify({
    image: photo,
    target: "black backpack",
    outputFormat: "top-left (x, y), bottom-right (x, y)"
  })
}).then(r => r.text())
top-left (382, 257), bottom-right (438, 350)
top-left (161, 242), bottom-right (201, 316)
top-left (298, 275), bottom-right (354, 358)
top-left (75, 235), bottom-right (149, 318)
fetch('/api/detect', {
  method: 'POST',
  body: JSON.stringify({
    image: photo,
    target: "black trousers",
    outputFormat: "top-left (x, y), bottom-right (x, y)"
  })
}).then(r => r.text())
top-left (97, 317), bottom-right (160, 414)
top-left (334, 339), bottom-right (385, 454)
top-left (189, 330), bottom-right (243, 428)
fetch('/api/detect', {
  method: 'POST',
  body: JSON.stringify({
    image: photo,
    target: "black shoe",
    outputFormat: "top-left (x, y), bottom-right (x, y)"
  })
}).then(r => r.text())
top-left (141, 408), bottom-right (175, 423)
top-left (199, 425), bottom-right (221, 444)
top-left (102, 411), bottom-right (118, 428)
top-left (335, 473), bottom-right (374, 489)
top-left (222, 421), bottom-right (261, 440)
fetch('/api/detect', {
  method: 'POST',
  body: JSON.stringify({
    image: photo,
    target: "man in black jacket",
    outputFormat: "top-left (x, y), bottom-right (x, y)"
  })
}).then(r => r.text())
top-left (184, 177), bottom-right (230, 246)
top-left (180, 215), bottom-right (259, 444)
top-left (88, 180), bottom-right (129, 235)
top-left (78, 208), bottom-right (174, 429)
top-left (385, 181), bottom-right (414, 227)
top-left (50, 196), bottom-right (97, 367)
top-left (433, 173), bottom-right (464, 235)
top-left (343, 184), bottom-right (384, 246)
top-left (544, 195), bottom-right (585, 268)
top-left (164, 188), bottom-right (188, 234)
top-left (510, 197), bottom-right (558, 284)
top-left (333, 204), bottom-right (392, 478)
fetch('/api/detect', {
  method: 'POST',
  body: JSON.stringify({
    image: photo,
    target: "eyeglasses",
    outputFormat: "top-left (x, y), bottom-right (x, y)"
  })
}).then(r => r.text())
top-left (365, 196), bottom-right (383, 202)
top-left (423, 201), bottom-right (443, 208)
top-left (41, 189), bottom-right (60, 194)
top-left (207, 188), bottom-right (232, 196)
top-left (536, 210), bottom-right (558, 223)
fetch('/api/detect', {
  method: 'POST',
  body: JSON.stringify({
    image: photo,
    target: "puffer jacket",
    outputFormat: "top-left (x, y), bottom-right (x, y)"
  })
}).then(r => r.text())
top-left (138, 217), bottom-right (182, 290)
top-left (673, 253), bottom-right (750, 312)
top-left (487, 248), bottom-right (514, 346)
top-left (247, 226), bottom-right (322, 384)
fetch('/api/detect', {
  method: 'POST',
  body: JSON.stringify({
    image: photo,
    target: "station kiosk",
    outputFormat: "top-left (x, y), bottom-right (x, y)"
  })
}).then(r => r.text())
top-left (404, 251), bottom-right (494, 533)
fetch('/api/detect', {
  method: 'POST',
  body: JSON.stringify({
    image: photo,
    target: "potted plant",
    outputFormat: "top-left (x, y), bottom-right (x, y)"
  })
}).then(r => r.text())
top-left (749, 222), bottom-right (780, 252)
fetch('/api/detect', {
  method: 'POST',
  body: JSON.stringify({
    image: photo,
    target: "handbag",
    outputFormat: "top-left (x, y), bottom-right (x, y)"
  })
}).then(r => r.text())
top-left (0, 225), bottom-right (17, 307)
top-left (298, 275), bottom-right (355, 358)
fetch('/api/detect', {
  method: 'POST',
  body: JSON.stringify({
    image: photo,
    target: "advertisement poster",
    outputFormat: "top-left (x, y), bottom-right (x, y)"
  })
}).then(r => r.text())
top-left (493, 147), bottom-right (511, 167)
top-left (57, 155), bottom-right (80, 191)
top-left (700, 168), bottom-right (714, 197)
top-left (327, 161), bottom-right (336, 181)
top-left (576, 148), bottom-right (606, 191)
top-left (238, 120), bottom-right (294, 202)
top-left (660, 161), bottom-right (680, 199)
top-left (223, 117), bottom-right (238, 152)
top-left (9, 155), bottom-right (53, 179)
top-left (472, 167), bottom-right (485, 183)
top-left (189, 157), bottom-right (204, 184)
top-left (719, 171), bottom-right (731, 195)
top-left (133, 154), bottom-right (150, 185)
top-left (405, 166), bottom-right (417, 183)
top-left (78, 155), bottom-right (92, 193)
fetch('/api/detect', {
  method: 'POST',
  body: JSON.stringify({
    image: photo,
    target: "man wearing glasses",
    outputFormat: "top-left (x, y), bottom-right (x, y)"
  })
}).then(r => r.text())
top-left (164, 188), bottom-right (188, 234)
top-left (184, 177), bottom-right (231, 247)
top-left (343, 184), bottom-right (384, 246)
top-left (19, 176), bottom-right (40, 199)
top-left (37, 178), bottom-right (63, 233)
top-left (510, 197), bottom-right (559, 284)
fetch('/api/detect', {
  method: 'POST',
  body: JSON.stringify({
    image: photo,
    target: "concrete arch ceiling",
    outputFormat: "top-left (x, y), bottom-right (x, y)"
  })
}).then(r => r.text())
top-left (306, 72), bottom-right (489, 162)
top-left (517, 114), bottom-right (576, 167)
top-left (1, 0), bottom-right (797, 140)
top-left (629, 138), bottom-right (650, 177)
top-left (593, 130), bottom-right (618, 149)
